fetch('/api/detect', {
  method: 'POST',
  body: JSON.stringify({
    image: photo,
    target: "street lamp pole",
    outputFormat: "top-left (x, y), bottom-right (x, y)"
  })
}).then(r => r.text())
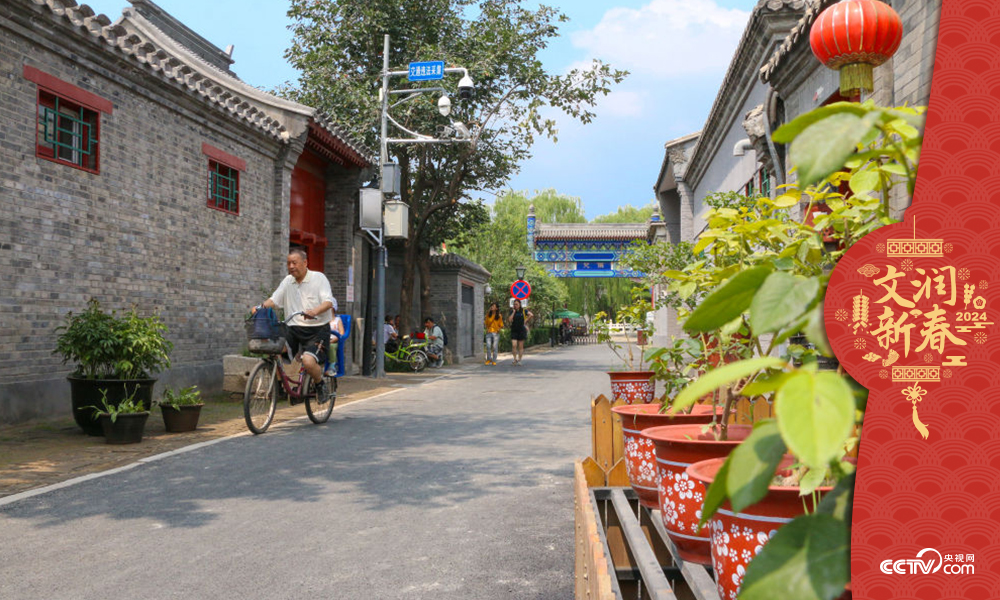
top-left (369, 34), bottom-right (476, 378)
top-left (374, 34), bottom-right (390, 379)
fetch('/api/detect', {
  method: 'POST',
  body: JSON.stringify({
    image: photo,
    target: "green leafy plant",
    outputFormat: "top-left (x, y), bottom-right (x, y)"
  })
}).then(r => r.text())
top-left (643, 336), bottom-right (701, 409)
top-left (593, 288), bottom-right (653, 371)
top-left (159, 385), bottom-right (202, 410)
top-left (85, 385), bottom-right (148, 423)
top-left (54, 298), bottom-right (173, 380)
top-left (664, 100), bottom-right (921, 600)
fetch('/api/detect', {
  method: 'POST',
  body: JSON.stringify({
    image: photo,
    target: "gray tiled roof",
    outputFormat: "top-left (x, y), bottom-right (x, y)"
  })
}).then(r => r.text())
top-left (24, 0), bottom-right (372, 162)
top-left (535, 223), bottom-right (649, 241)
top-left (760, 0), bottom-right (832, 83)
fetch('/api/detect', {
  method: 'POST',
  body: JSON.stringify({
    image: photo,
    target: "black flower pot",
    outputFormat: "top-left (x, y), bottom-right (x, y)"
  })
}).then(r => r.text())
top-left (160, 404), bottom-right (204, 433)
top-left (99, 412), bottom-right (150, 444)
top-left (69, 377), bottom-right (157, 436)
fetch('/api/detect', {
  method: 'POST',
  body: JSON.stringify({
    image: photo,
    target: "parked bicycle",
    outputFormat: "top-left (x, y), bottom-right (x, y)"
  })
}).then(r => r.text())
top-left (372, 335), bottom-right (430, 372)
top-left (243, 311), bottom-right (337, 434)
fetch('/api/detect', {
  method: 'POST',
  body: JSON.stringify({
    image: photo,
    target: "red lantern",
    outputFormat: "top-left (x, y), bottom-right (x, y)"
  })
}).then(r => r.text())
top-left (809, 0), bottom-right (903, 96)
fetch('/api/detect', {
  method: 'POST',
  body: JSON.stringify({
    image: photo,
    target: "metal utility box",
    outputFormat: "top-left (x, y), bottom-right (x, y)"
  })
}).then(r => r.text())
top-left (359, 188), bottom-right (382, 230)
top-left (381, 163), bottom-right (401, 196)
top-left (384, 200), bottom-right (409, 239)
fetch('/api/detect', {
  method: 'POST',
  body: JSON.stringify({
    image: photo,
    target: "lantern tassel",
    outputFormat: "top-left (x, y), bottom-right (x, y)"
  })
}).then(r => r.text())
top-left (840, 62), bottom-right (874, 96)
top-left (912, 404), bottom-right (930, 440)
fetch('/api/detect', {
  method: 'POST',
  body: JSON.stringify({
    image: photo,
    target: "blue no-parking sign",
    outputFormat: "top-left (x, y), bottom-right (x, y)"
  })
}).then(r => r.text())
top-left (510, 279), bottom-right (531, 300)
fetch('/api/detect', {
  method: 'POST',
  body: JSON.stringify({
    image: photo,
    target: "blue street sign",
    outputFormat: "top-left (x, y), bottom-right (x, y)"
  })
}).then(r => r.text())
top-left (408, 61), bottom-right (445, 81)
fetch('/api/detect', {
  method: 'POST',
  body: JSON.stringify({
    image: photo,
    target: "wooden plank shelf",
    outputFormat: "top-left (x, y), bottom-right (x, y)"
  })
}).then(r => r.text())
top-left (576, 460), bottom-right (721, 600)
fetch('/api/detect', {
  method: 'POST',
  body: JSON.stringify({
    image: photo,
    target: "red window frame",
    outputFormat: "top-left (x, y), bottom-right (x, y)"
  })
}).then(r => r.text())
top-left (202, 143), bottom-right (246, 216)
top-left (25, 66), bottom-right (111, 174)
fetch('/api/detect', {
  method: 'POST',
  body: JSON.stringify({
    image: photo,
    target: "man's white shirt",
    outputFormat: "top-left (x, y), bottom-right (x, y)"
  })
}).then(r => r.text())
top-left (269, 270), bottom-right (336, 327)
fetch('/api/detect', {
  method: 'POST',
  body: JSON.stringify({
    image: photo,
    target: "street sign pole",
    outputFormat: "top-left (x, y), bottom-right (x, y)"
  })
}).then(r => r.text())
top-left (374, 33), bottom-right (390, 378)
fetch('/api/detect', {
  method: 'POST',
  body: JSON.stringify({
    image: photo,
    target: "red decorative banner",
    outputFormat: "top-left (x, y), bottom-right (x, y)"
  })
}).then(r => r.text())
top-left (825, 2), bottom-right (1000, 598)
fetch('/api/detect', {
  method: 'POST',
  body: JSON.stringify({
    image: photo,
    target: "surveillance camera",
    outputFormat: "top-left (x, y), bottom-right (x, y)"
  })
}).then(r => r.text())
top-left (452, 121), bottom-right (470, 140)
top-left (436, 124), bottom-right (455, 138)
top-left (458, 74), bottom-right (474, 100)
top-left (437, 94), bottom-right (451, 117)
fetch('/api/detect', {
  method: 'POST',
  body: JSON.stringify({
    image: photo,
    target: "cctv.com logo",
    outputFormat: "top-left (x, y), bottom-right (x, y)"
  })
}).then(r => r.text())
top-left (880, 548), bottom-right (976, 575)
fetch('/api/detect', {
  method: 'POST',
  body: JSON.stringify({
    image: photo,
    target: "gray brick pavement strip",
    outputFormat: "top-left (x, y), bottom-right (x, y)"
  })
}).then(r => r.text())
top-left (0, 343), bottom-right (602, 599)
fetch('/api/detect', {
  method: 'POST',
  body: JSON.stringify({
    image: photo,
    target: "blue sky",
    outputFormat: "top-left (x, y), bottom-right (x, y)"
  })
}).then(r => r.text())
top-left (85, 0), bottom-right (760, 219)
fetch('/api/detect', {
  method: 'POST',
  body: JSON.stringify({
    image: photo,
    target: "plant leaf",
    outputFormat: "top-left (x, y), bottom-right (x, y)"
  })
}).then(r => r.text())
top-left (698, 455), bottom-right (731, 529)
top-left (674, 357), bottom-right (787, 411)
top-left (775, 372), bottom-right (854, 469)
top-left (772, 102), bottom-right (867, 144)
top-left (749, 272), bottom-right (819, 335)
top-left (789, 112), bottom-right (878, 188)
top-left (737, 514), bottom-right (850, 600)
top-left (817, 473), bottom-right (855, 528)
top-left (684, 267), bottom-right (771, 333)
top-left (848, 169), bottom-right (880, 196)
top-left (726, 420), bottom-right (787, 512)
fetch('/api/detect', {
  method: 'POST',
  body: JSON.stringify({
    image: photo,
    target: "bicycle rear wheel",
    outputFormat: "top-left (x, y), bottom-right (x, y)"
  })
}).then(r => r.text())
top-left (307, 374), bottom-right (337, 423)
top-left (244, 360), bottom-right (277, 434)
top-left (410, 350), bottom-right (428, 372)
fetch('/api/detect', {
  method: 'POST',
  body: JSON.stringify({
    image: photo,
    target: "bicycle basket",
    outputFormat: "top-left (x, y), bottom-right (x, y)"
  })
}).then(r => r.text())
top-left (248, 337), bottom-right (287, 354)
top-left (245, 310), bottom-right (288, 354)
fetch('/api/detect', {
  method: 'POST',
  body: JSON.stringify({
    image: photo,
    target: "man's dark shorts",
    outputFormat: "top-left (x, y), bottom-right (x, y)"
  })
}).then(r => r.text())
top-left (288, 325), bottom-right (329, 366)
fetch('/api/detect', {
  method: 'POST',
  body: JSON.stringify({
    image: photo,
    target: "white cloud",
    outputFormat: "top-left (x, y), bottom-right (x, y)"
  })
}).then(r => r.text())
top-left (571, 0), bottom-right (750, 78)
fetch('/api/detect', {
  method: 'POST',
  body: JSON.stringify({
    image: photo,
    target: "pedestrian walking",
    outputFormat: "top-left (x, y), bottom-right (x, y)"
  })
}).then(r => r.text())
top-left (507, 299), bottom-right (533, 365)
top-left (484, 302), bottom-right (503, 365)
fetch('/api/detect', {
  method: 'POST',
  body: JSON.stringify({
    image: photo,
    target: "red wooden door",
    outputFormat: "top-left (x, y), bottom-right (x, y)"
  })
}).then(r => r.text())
top-left (290, 149), bottom-right (327, 271)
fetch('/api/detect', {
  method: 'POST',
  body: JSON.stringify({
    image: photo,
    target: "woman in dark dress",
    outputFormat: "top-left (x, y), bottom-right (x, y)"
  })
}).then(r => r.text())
top-left (507, 299), bottom-right (533, 366)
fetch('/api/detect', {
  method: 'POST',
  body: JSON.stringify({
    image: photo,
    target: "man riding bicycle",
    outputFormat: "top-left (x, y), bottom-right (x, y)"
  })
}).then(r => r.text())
top-left (253, 249), bottom-right (337, 403)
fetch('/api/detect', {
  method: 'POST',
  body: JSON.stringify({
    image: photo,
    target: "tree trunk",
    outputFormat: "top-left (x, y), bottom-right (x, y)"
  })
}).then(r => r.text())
top-left (399, 239), bottom-right (418, 336)
top-left (418, 247), bottom-right (432, 320)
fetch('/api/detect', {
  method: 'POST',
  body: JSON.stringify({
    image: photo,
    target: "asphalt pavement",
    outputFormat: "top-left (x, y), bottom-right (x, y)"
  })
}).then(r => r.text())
top-left (0, 343), bottom-right (613, 600)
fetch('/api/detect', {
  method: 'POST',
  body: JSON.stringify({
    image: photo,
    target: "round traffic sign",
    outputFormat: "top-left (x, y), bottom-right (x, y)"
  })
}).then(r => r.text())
top-left (510, 279), bottom-right (532, 300)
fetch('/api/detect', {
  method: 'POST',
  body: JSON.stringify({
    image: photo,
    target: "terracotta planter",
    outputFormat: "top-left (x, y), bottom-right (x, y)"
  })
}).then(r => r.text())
top-left (610, 404), bottom-right (720, 509)
top-left (641, 424), bottom-right (752, 565)
top-left (160, 403), bottom-right (204, 433)
top-left (607, 371), bottom-right (655, 405)
top-left (99, 412), bottom-right (150, 445)
top-left (687, 456), bottom-right (833, 600)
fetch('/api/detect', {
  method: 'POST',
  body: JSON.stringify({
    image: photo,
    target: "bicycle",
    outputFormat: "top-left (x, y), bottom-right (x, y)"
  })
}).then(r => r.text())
top-left (243, 311), bottom-right (337, 434)
top-left (372, 335), bottom-right (430, 372)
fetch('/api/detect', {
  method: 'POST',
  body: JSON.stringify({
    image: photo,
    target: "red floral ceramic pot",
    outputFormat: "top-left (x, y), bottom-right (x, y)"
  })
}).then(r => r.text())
top-left (610, 404), bottom-right (721, 508)
top-left (641, 424), bottom-right (752, 565)
top-left (607, 371), bottom-right (655, 405)
top-left (687, 457), bottom-right (833, 600)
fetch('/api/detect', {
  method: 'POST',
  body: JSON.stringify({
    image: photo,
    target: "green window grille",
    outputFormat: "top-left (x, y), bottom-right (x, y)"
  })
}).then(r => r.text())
top-left (37, 91), bottom-right (99, 171)
top-left (208, 160), bottom-right (240, 214)
top-left (760, 168), bottom-right (771, 197)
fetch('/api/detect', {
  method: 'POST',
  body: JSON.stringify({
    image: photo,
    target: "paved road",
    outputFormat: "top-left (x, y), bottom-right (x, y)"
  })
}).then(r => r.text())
top-left (0, 343), bottom-right (612, 600)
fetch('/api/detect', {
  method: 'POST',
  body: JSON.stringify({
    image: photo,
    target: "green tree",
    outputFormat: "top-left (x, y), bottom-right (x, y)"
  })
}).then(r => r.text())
top-left (450, 189), bottom-right (589, 315)
top-left (281, 0), bottom-right (626, 333)
top-left (591, 202), bottom-right (657, 223)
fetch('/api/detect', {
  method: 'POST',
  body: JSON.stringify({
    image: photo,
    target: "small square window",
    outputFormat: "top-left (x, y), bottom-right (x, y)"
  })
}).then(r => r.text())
top-left (208, 160), bottom-right (240, 214)
top-left (36, 89), bottom-right (100, 172)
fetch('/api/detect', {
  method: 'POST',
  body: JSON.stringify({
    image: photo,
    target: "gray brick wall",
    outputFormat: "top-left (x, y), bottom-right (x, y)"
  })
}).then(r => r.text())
top-left (0, 12), bottom-right (284, 420)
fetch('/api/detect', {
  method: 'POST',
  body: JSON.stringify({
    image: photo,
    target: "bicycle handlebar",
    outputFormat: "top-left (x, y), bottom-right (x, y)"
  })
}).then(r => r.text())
top-left (248, 308), bottom-right (316, 324)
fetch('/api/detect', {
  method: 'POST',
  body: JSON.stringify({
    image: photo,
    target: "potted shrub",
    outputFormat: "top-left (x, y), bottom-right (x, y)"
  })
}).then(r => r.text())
top-left (609, 336), bottom-right (717, 509)
top-left (595, 289), bottom-right (655, 404)
top-left (158, 385), bottom-right (204, 433)
top-left (86, 385), bottom-right (151, 445)
top-left (54, 298), bottom-right (173, 436)
top-left (658, 101), bottom-right (921, 599)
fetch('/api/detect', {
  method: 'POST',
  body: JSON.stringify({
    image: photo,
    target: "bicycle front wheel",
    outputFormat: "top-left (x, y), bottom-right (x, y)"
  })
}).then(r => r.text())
top-left (307, 374), bottom-right (337, 424)
top-left (244, 360), bottom-right (277, 434)
top-left (410, 350), bottom-right (428, 372)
